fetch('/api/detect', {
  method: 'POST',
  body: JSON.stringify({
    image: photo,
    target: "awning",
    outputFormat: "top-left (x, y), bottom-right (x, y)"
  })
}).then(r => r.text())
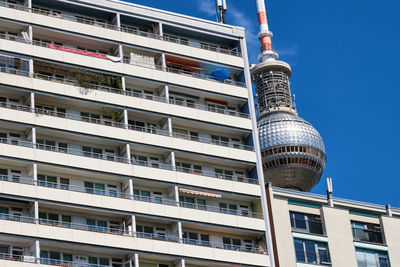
top-left (165, 55), bottom-right (205, 71)
top-left (179, 188), bottom-right (222, 199)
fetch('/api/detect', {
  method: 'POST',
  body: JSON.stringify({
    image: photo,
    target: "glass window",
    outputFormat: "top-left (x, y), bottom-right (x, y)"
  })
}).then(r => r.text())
top-left (356, 248), bottom-right (389, 267)
top-left (63, 253), bottom-right (72, 262)
top-left (294, 239), bottom-right (330, 265)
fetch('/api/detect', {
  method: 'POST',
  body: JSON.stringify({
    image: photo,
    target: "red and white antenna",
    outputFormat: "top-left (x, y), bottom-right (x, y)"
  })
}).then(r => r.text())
top-left (255, 0), bottom-right (278, 62)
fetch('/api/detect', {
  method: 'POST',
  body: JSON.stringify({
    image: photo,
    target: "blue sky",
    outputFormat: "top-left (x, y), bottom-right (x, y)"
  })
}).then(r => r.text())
top-left (125, 0), bottom-right (400, 207)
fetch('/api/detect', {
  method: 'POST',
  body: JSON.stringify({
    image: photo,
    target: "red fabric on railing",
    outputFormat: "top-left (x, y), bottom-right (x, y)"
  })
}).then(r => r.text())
top-left (47, 44), bottom-right (107, 59)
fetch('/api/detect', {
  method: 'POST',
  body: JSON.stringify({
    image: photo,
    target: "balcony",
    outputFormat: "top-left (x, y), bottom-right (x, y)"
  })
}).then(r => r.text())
top-left (3, 32), bottom-right (247, 92)
top-left (0, 174), bottom-right (262, 219)
top-left (0, 213), bottom-right (265, 255)
top-left (0, 53), bottom-right (249, 120)
top-left (0, 95), bottom-right (253, 152)
top-left (0, 1), bottom-right (242, 58)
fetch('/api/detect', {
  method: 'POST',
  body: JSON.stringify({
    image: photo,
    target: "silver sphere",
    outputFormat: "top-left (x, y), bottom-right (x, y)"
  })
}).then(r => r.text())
top-left (258, 112), bottom-right (326, 191)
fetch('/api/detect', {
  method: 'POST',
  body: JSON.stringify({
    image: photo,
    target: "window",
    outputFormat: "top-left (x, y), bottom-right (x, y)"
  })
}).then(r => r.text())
top-left (294, 239), bottom-right (330, 265)
top-left (290, 211), bottom-right (324, 235)
top-left (84, 181), bottom-right (105, 195)
top-left (176, 162), bottom-right (191, 173)
top-left (87, 218), bottom-right (107, 232)
top-left (40, 251), bottom-right (61, 265)
top-left (200, 234), bottom-right (210, 246)
top-left (58, 142), bottom-right (68, 153)
top-left (351, 221), bottom-right (383, 244)
top-left (183, 232), bottom-right (199, 245)
top-left (211, 135), bottom-right (229, 146)
top-left (9, 133), bottom-right (20, 145)
top-left (37, 174), bottom-right (57, 188)
top-left (10, 170), bottom-right (20, 182)
top-left (219, 203), bottom-right (237, 215)
top-left (215, 169), bottom-right (233, 179)
top-left (60, 178), bottom-right (69, 190)
top-left (0, 168), bottom-right (7, 180)
top-left (132, 154), bottom-right (148, 166)
top-left (36, 139), bottom-right (56, 151)
top-left (223, 237), bottom-right (241, 250)
top-left (137, 225), bottom-right (154, 238)
top-left (39, 212), bottom-right (59, 226)
top-left (153, 192), bottom-right (162, 204)
top-left (63, 253), bottom-right (73, 263)
top-left (107, 184), bottom-right (117, 197)
top-left (134, 189), bottom-right (151, 202)
top-left (356, 248), bottom-right (389, 267)
top-left (82, 146), bottom-right (102, 158)
top-left (179, 196), bottom-right (205, 209)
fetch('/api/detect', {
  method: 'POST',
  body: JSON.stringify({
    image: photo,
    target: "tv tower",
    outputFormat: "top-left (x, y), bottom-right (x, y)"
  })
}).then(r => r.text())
top-left (252, 0), bottom-right (326, 191)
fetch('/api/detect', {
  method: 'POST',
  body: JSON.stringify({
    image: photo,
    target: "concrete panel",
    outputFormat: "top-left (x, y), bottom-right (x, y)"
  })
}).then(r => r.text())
top-left (381, 216), bottom-right (400, 267)
top-left (321, 206), bottom-right (357, 267)
top-left (271, 198), bottom-right (297, 267)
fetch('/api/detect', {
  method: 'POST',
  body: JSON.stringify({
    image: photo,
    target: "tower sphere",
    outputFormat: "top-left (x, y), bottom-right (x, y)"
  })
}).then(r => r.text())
top-left (257, 112), bottom-right (326, 191)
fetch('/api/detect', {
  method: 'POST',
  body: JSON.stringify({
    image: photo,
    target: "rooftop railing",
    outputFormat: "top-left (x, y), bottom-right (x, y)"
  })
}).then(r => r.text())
top-left (352, 227), bottom-right (384, 244)
top-left (0, 1), bottom-right (243, 57)
top-left (0, 175), bottom-right (262, 219)
top-left (0, 213), bottom-right (264, 254)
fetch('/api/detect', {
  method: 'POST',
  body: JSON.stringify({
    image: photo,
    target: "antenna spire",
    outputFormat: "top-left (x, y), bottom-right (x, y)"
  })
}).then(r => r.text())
top-left (216, 0), bottom-right (227, 24)
top-left (255, 0), bottom-right (278, 62)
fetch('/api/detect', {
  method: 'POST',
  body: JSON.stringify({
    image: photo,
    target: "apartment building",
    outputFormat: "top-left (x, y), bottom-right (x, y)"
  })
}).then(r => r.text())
top-left (0, 0), bottom-right (271, 266)
top-left (267, 184), bottom-right (400, 267)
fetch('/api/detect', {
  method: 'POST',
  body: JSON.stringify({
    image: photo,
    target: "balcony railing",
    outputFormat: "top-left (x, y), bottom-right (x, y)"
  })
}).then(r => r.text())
top-left (169, 98), bottom-right (249, 118)
top-left (0, 1), bottom-right (242, 57)
top-left (352, 227), bottom-right (384, 244)
top-left (0, 252), bottom-right (115, 266)
top-left (0, 124), bottom-right (257, 183)
top-left (121, 58), bottom-right (246, 87)
top-left (0, 26), bottom-right (245, 87)
top-left (0, 214), bottom-right (265, 254)
top-left (175, 166), bottom-right (257, 184)
top-left (0, 58), bottom-right (249, 119)
top-left (172, 132), bottom-right (253, 151)
top-left (0, 175), bottom-right (262, 219)
top-left (0, 98), bottom-right (253, 151)
top-left (181, 238), bottom-right (266, 254)
top-left (290, 217), bottom-right (324, 235)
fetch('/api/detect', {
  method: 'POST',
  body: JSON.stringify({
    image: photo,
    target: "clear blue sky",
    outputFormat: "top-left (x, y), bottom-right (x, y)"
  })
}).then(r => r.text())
top-left (124, 0), bottom-right (400, 206)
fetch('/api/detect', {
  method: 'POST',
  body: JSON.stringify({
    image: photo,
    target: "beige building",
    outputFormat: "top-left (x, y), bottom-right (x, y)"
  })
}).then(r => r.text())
top-left (0, 0), bottom-right (273, 266)
top-left (267, 184), bottom-right (399, 267)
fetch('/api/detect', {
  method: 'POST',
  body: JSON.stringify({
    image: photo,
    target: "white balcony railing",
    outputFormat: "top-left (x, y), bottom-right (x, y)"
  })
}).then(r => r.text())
top-left (0, 175), bottom-right (263, 219)
top-left (0, 213), bottom-right (266, 254)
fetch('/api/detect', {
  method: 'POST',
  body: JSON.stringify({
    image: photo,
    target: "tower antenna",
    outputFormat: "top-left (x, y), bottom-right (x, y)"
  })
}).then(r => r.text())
top-left (215, 0), bottom-right (227, 24)
top-left (255, 0), bottom-right (278, 62)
